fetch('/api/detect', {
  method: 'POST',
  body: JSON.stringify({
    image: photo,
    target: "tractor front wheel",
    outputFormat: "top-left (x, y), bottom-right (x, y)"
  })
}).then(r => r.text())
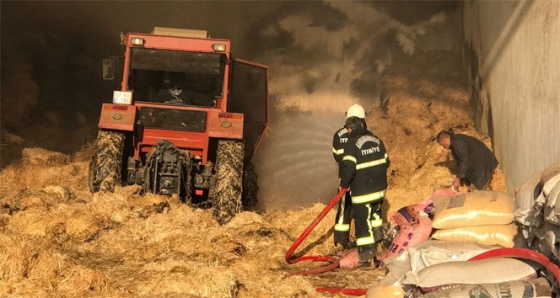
top-left (210, 140), bottom-right (244, 225)
top-left (88, 130), bottom-right (124, 193)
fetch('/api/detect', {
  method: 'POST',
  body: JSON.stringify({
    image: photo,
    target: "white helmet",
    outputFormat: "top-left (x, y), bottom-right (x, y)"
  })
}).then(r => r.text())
top-left (346, 104), bottom-right (365, 119)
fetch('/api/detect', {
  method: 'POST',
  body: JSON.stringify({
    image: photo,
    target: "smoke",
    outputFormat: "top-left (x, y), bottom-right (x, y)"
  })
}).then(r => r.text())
top-left (0, 1), bottom-right (461, 210)
top-left (250, 1), bottom-right (461, 210)
top-left (0, 50), bottom-right (39, 130)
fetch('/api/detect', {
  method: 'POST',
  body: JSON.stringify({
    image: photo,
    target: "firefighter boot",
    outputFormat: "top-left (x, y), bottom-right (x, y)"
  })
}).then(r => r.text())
top-left (356, 244), bottom-right (377, 269)
top-left (334, 233), bottom-right (352, 251)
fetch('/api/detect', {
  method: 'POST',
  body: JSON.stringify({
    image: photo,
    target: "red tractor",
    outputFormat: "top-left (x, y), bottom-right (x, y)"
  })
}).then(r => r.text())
top-left (89, 27), bottom-right (268, 224)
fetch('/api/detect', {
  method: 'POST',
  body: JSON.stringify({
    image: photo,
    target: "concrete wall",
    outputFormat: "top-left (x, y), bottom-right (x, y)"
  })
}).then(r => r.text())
top-left (462, 0), bottom-right (560, 193)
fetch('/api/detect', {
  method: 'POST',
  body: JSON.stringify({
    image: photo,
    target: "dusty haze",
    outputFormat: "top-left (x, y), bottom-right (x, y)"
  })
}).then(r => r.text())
top-left (0, 2), bottom-right (508, 297)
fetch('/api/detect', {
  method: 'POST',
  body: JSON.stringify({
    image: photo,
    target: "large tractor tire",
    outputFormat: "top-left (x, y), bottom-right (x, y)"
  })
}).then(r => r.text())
top-left (242, 162), bottom-right (259, 209)
top-left (210, 140), bottom-right (244, 225)
top-left (89, 130), bottom-right (125, 193)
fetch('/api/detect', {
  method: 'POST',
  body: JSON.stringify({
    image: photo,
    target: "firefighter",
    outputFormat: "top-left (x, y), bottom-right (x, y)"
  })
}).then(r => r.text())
top-left (332, 104), bottom-right (370, 249)
top-left (436, 131), bottom-right (498, 191)
top-left (338, 116), bottom-right (390, 269)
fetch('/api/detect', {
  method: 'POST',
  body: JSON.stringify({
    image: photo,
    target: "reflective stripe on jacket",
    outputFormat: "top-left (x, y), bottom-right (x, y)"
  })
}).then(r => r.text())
top-left (340, 131), bottom-right (389, 201)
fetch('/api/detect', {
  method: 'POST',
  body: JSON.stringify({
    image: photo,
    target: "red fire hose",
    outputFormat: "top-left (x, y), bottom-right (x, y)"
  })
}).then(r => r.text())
top-left (284, 187), bottom-right (348, 264)
top-left (316, 287), bottom-right (368, 295)
top-left (284, 188), bottom-right (560, 296)
top-left (284, 187), bottom-right (368, 296)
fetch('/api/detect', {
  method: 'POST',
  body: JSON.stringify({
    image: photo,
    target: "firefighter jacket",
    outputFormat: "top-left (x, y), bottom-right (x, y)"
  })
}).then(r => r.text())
top-left (339, 126), bottom-right (389, 204)
top-left (332, 127), bottom-right (349, 165)
top-left (332, 119), bottom-right (369, 178)
top-left (450, 133), bottom-right (498, 189)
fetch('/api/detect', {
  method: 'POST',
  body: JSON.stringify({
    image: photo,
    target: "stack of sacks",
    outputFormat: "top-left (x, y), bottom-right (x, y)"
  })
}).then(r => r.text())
top-left (418, 277), bottom-right (551, 298)
top-left (401, 257), bottom-right (545, 297)
top-left (366, 240), bottom-right (500, 298)
top-left (430, 190), bottom-right (517, 247)
top-left (515, 162), bottom-right (560, 264)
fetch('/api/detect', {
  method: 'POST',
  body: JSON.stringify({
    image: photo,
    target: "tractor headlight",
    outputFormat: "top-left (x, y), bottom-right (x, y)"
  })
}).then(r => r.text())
top-left (212, 43), bottom-right (226, 52)
top-left (131, 37), bottom-right (145, 46)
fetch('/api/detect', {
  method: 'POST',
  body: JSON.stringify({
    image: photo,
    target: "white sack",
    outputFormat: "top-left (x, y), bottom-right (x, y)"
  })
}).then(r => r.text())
top-left (544, 180), bottom-right (560, 225)
top-left (401, 257), bottom-right (540, 289)
top-left (514, 171), bottom-right (543, 226)
top-left (419, 277), bottom-right (551, 298)
top-left (367, 240), bottom-right (497, 298)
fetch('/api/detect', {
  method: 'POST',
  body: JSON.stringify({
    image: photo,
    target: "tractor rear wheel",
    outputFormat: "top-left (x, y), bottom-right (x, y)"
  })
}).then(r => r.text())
top-left (210, 140), bottom-right (243, 225)
top-left (242, 162), bottom-right (259, 209)
top-left (88, 130), bottom-right (125, 193)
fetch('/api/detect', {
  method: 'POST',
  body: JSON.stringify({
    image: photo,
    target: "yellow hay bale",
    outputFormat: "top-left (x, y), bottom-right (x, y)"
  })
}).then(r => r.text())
top-left (133, 260), bottom-right (240, 297)
top-left (25, 245), bottom-right (122, 296)
top-left (9, 210), bottom-right (48, 236)
top-left (489, 168), bottom-right (506, 192)
top-left (21, 147), bottom-right (70, 166)
top-left (0, 160), bottom-right (89, 199)
top-left (0, 233), bottom-right (33, 281)
top-left (15, 187), bottom-right (73, 210)
top-left (65, 213), bottom-right (108, 239)
top-left (0, 281), bottom-right (50, 297)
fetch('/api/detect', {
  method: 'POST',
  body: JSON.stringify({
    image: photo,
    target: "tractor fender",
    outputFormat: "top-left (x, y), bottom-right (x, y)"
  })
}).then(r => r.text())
top-left (98, 103), bottom-right (136, 131)
top-left (207, 111), bottom-right (243, 140)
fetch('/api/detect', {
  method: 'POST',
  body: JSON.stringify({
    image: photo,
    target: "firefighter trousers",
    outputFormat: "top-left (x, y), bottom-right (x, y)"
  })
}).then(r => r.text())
top-left (354, 199), bottom-right (384, 261)
top-left (334, 191), bottom-right (353, 246)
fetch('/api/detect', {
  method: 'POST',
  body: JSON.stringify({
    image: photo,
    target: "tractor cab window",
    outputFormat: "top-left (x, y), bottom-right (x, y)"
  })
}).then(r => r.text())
top-left (128, 48), bottom-right (225, 107)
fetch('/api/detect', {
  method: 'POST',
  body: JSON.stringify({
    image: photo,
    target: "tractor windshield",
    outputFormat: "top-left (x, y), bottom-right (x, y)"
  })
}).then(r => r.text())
top-left (128, 48), bottom-right (226, 107)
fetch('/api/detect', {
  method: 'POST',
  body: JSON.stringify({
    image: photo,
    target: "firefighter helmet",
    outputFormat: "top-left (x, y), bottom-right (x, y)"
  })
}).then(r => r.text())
top-left (346, 104), bottom-right (365, 119)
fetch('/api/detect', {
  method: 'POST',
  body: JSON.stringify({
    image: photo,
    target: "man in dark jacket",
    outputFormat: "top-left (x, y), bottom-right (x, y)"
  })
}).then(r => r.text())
top-left (338, 116), bottom-right (390, 269)
top-left (436, 131), bottom-right (498, 191)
